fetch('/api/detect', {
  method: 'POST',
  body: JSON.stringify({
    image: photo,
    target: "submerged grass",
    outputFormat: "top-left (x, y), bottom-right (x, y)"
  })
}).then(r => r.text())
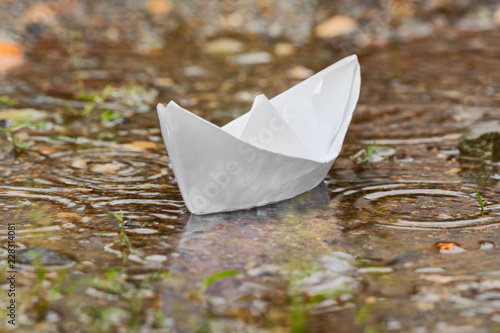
top-left (63, 84), bottom-right (121, 125)
top-left (0, 95), bottom-right (17, 107)
top-left (199, 269), bottom-right (240, 295)
top-left (287, 266), bottom-right (352, 332)
top-left (107, 211), bottom-right (137, 255)
top-left (29, 257), bottom-right (79, 316)
top-left (66, 31), bottom-right (122, 126)
top-left (83, 269), bottom-right (172, 330)
top-left (475, 187), bottom-right (485, 215)
top-left (351, 140), bottom-right (395, 164)
top-left (0, 121), bottom-right (44, 155)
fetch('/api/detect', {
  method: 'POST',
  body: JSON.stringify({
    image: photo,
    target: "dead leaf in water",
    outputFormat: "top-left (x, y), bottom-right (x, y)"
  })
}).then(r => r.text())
top-left (36, 146), bottom-right (58, 155)
top-left (436, 242), bottom-right (466, 254)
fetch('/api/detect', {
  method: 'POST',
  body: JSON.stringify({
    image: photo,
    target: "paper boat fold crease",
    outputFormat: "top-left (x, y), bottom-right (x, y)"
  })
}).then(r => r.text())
top-left (157, 54), bottom-right (361, 215)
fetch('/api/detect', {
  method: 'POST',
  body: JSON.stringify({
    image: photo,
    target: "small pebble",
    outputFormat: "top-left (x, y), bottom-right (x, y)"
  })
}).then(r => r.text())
top-left (203, 38), bottom-right (244, 55)
top-left (274, 42), bottom-right (296, 56)
top-left (146, 254), bottom-right (167, 262)
top-left (480, 241), bottom-right (495, 250)
top-left (315, 15), bottom-right (357, 38)
top-left (126, 228), bottom-right (158, 234)
top-left (415, 267), bottom-right (445, 273)
top-left (358, 267), bottom-right (393, 274)
top-left (231, 52), bottom-right (272, 65)
top-left (288, 65), bottom-right (314, 80)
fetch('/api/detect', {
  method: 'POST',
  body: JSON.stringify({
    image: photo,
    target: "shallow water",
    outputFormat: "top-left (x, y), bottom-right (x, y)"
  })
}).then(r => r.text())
top-left (1, 2), bottom-right (500, 332)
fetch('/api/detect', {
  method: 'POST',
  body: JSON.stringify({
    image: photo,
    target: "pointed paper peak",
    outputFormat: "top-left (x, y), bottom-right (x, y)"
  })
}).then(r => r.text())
top-left (239, 93), bottom-right (311, 159)
top-left (249, 94), bottom-right (288, 124)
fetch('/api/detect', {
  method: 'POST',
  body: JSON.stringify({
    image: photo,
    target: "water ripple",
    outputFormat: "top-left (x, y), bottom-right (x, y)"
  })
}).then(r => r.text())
top-left (0, 190), bottom-right (83, 209)
top-left (332, 181), bottom-right (500, 230)
top-left (50, 148), bottom-right (175, 190)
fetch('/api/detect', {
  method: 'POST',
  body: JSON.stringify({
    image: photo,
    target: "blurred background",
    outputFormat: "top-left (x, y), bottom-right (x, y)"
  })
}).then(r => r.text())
top-left (1, 0), bottom-right (499, 125)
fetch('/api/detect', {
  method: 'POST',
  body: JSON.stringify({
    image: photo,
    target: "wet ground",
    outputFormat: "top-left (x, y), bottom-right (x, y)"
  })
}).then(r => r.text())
top-left (1, 1), bottom-right (500, 332)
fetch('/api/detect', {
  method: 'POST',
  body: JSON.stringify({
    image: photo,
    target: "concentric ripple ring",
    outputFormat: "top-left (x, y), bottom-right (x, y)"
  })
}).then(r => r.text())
top-left (333, 181), bottom-right (499, 230)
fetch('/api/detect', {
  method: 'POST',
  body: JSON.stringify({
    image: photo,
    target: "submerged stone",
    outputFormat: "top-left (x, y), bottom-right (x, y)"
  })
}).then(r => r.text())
top-left (458, 132), bottom-right (500, 162)
top-left (19, 247), bottom-right (75, 266)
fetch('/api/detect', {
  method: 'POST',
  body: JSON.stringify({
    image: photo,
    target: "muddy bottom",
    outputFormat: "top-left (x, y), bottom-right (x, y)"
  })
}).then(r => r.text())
top-left (0, 14), bottom-right (499, 333)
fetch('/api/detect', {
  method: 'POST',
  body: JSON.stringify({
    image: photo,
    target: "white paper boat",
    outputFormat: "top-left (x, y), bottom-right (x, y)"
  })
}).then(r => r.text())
top-left (157, 54), bottom-right (361, 215)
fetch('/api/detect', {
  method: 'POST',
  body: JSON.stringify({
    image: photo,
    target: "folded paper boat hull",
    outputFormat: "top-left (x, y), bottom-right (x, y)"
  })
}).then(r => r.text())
top-left (157, 55), bottom-right (361, 215)
top-left (158, 102), bottom-right (334, 214)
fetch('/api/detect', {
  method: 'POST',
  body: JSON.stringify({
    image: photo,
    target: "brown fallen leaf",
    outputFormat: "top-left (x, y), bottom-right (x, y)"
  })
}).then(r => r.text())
top-left (36, 146), bottom-right (58, 155)
top-left (444, 168), bottom-right (461, 175)
top-left (147, 0), bottom-right (173, 14)
top-left (0, 39), bottom-right (23, 74)
top-left (436, 242), bottom-right (466, 254)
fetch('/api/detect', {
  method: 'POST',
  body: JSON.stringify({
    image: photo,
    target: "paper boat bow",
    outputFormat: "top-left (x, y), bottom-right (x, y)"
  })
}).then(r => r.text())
top-left (157, 54), bottom-right (361, 215)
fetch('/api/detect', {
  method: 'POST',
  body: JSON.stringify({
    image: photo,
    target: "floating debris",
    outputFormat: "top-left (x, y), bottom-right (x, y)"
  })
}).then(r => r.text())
top-left (18, 247), bottom-right (75, 267)
top-left (436, 242), bottom-right (466, 254)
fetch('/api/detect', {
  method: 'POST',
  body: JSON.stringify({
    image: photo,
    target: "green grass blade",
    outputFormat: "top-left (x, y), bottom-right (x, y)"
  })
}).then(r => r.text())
top-left (14, 141), bottom-right (34, 150)
top-left (475, 187), bottom-right (485, 214)
top-left (107, 211), bottom-right (124, 223)
top-left (0, 95), bottom-right (17, 107)
top-left (63, 101), bottom-right (79, 115)
top-left (10, 122), bottom-right (38, 131)
top-left (200, 269), bottom-right (239, 294)
top-left (371, 145), bottom-right (394, 150)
